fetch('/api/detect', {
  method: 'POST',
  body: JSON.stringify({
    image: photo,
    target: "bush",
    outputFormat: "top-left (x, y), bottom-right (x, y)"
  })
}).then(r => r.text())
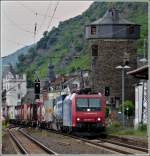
top-left (106, 120), bottom-right (122, 134)
top-left (111, 121), bottom-right (121, 128)
top-left (119, 100), bottom-right (134, 117)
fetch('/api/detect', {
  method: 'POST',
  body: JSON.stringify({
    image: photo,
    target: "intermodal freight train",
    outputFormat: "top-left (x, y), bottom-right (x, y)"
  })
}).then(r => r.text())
top-left (12, 91), bottom-right (106, 134)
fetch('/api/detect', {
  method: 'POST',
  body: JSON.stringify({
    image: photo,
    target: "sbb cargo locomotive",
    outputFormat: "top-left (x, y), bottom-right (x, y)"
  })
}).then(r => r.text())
top-left (13, 91), bottom-right (106, 134)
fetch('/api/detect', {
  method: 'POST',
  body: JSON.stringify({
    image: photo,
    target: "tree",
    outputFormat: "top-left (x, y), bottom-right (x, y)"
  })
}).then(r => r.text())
top-left (119, 100), bottom-right (134, 117)
top-left (43, 31), bottom-right (48, 38)
top-left (18, 54), bottom-right (26, 62)
top-left (26, 70), bottom-right (34, 88)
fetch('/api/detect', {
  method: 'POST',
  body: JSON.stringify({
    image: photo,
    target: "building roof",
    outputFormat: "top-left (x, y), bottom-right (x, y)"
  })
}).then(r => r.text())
top-left (2, 64), bottom-right (16, 79)
top-left (127, 65), bottom-right (149, 80)
top-left (51, 75), bottom-right (76, 86)
top-left (89, 8), bottom-right (137, 25)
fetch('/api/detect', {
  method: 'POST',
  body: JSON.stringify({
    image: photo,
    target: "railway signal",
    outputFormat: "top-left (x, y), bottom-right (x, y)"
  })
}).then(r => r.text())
top-left (105, 87), bottom-right (110, 96)
top-left (34, 79), bottom-right (40, 99)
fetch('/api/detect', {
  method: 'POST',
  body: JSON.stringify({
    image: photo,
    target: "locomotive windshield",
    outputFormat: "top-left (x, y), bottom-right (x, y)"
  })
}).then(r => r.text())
top-left (76, 98), bottom-right (101, 111)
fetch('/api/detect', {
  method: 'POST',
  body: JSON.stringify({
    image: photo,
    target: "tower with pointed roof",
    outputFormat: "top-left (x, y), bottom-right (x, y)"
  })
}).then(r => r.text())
top-left (85, 8), bottom-right (140, 107)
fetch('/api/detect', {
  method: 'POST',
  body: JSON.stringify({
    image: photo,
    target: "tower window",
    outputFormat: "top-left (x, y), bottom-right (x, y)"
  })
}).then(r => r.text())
top-left (128, 26), bottom-right (134, 34)
top-left (91, 26), bottom-right (96, 35)
top-left (92, 45), bottom-right (98, 56)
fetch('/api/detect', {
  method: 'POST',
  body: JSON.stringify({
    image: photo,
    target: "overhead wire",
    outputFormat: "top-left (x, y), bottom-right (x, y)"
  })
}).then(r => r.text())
top-left (2, 10), bottom-right (33, 34)
top-left (2, 1), bottom-right (60, 59)
top-left (17, 2), bottom-right (54, 43)
top-left (37, 1), bottom-right (52, 35)
top-left (47, 0), bottom-right (60, 30)
top-left (18, 1), bottom-right (59, 19)
top-left (6, 39), bottom-right (29, 47)
top-left (18, 1), bottom-right (37, 15)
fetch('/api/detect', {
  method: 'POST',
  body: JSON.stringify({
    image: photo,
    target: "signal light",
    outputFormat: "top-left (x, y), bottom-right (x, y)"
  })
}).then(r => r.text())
top-left (34, 80), bottom-right (40, 94)
top-left (105, 87), bottom-right (110, 96)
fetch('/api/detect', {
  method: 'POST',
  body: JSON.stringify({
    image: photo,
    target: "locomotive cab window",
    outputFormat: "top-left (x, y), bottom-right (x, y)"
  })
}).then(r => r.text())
top-left (76, 98), bottom-right (101, 112)
top-left (128, 25), bottom-right (134, 34)
top-left (92, 45), bottom-right (98, 56)
top-left (91, 26), bottom-right (96, 35)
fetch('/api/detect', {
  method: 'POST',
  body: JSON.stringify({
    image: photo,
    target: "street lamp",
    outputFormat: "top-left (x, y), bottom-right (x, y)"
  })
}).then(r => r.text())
top-left (126, 107), bottom-right (129, 120)
top-left (116, 65), bottom-right (130, 128)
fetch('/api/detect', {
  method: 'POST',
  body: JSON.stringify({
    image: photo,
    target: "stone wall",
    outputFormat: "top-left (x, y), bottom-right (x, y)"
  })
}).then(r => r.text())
top-left (90, 39), bottom-right (138, 104)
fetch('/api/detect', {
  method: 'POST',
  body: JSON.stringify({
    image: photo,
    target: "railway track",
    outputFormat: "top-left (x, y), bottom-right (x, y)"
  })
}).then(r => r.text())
top-left (9, 126), bottom-right (148, 154)
top-left (8, 128), bottom-right (57, 154)
top-left (45, 129), bottom-right (148, 154)
top-left (106, 134), bottom-right (148, 147)
top-left (98, 138), bottom-right (148, 153)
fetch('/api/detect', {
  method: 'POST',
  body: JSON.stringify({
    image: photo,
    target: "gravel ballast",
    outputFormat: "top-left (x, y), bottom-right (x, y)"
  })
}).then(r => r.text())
top-left (24, 128), bottom-right (114, 154)
top-left (2, 130), bottom-right (18, 154)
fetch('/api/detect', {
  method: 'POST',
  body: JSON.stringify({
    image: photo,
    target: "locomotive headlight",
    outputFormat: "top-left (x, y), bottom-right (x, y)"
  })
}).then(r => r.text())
top-left (97, 118), bottom-right (101, 121)
top-left (77, 118), bottom-right (80, 121)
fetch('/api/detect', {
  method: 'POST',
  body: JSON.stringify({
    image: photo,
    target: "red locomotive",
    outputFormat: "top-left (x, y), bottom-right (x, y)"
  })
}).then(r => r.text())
top-left (13, 89), bottom-right (106, 135)
top-left (54, 92), bottom-right (106, 133)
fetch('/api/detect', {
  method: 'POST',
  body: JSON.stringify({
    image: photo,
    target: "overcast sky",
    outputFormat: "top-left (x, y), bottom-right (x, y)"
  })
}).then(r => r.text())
top-left (1, 1), bottom-right (93, 57)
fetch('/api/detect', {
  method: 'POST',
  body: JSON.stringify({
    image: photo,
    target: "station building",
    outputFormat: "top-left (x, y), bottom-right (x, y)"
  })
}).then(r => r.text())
top-left (128, 65), bottom-right (148, 128)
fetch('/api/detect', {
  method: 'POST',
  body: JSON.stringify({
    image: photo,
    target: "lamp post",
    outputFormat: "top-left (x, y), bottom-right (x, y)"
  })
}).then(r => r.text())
top-left (116, 65), bottom-right (130, 128)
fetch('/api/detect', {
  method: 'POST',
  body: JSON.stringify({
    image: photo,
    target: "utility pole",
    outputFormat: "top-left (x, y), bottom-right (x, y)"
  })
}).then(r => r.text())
top-left (116, 65), bottom-right (130, 128)
top-left (122, 67), bottom-right (125, 128)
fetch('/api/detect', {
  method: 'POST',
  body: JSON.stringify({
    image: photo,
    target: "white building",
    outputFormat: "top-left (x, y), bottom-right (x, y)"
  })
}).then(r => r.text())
top-left (61, 71), bottom-right (90, 95)
top-left (128, 65), bottom-right (148, 129)
top-left (135, 81), bottom-right (148, 128)
top-left (2, 71), bottom-right (27, 119)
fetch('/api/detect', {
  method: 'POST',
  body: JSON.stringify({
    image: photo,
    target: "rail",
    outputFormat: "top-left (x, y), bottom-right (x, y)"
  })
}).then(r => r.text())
top-left (9, 128), bottom-right (57, 155)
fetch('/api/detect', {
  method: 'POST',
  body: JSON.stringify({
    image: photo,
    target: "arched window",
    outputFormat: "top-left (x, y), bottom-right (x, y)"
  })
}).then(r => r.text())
top-left (92, 45), bottom-right (98, 56)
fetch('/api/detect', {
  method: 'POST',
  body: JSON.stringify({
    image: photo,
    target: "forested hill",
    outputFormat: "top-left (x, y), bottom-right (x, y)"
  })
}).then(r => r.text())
top-left (16, 2), bottom-right (148, 87)
top-left (2, 45), bottom-right (31, 67)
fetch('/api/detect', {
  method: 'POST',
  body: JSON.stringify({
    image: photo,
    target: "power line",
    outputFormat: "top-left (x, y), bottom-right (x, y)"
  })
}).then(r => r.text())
top-left (18, 1), bottom-right (59, 19)
top-left (2, 11), bottom-right (33, 34)
top-left (47, 0), bottom-right (60, 30)
top-left (18, 1), bottom-right (37, 15)
top-left (17, 1), bottom-right (53, 41)
top-left (37, 1), bottom-right (52, 34)
top-left (6, 39), bottom-right (29, 47)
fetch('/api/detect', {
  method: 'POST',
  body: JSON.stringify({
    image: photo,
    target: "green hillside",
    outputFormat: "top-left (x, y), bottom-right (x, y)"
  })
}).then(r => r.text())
top-left (16, 2), bottom-right (148, 87)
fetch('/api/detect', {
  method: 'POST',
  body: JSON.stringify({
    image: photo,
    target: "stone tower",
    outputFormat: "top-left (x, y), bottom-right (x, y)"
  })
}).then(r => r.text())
top-left (85, 8), bottom-right (140, 106)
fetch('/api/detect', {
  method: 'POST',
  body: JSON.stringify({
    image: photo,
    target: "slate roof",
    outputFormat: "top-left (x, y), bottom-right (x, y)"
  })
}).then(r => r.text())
top-left (89, 8), bottom-right (136, 25)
